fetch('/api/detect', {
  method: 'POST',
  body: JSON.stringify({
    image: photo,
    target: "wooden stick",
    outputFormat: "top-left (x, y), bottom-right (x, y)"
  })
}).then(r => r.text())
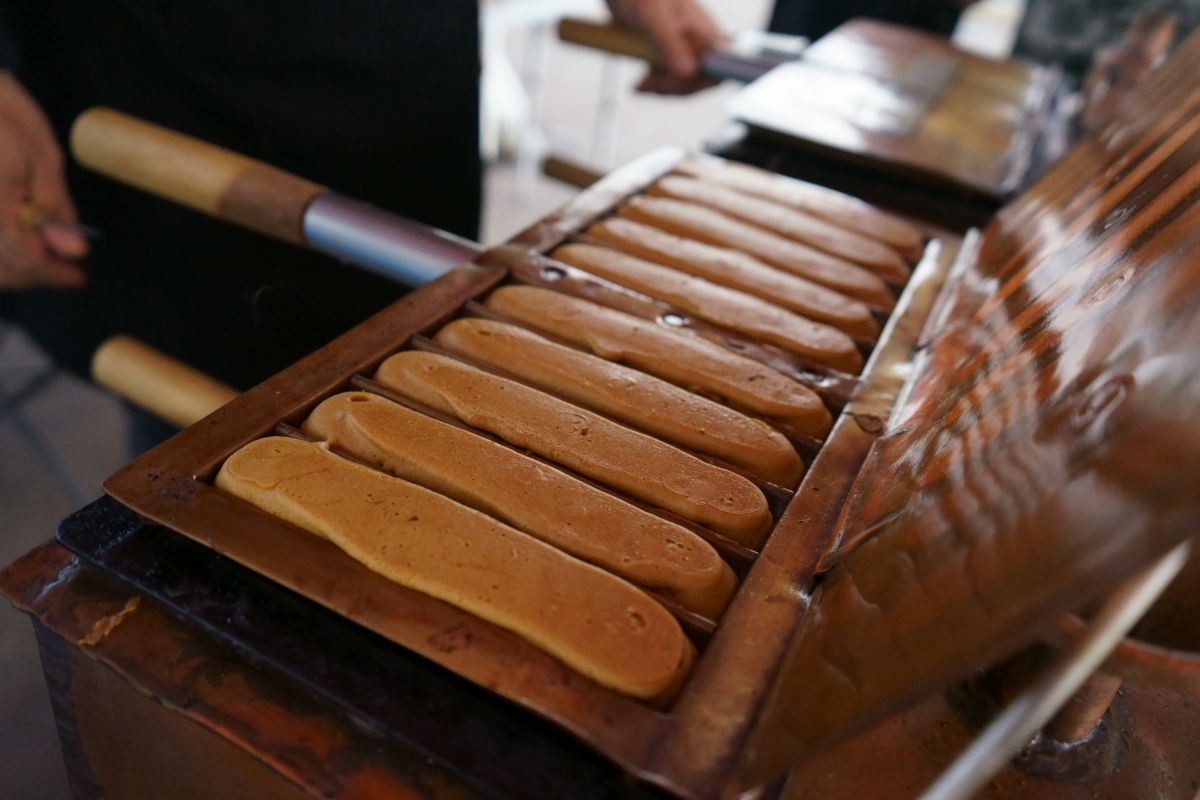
top-left (70, 107), bottom-right (325, 245)
top-left (557, 18), bottom-right (660, 65)
top-left (91, 335), bottom-right (238, 429)
top-left (540, 154), bottom-right (604, 189)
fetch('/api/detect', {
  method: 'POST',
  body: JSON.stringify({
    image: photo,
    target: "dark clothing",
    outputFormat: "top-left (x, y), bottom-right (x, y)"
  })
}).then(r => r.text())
top-left (0, 2), bottom-right (481, 390)
top-left (768, 0), bottom-right (963, 40)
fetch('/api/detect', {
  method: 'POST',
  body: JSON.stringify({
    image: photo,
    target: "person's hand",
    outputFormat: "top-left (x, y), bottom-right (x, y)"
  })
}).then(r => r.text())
top-left (0, 71), bottom-right (88, 290)
top-left (605, 0), bottom-right (723, 95)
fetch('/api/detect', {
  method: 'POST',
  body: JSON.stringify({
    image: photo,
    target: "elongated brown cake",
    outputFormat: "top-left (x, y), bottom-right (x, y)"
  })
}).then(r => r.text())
top-left (586, 216), bottom-right (879, 341)
top-left (618, 195), bottom-right (895, 309)
top-left (303, 391), bottom-right (737, 617)
top-left (551, 242), bottom-right (863, 373)
top-left (374, 351), bottom-right (774, 545)
top-left (647, 174), bottom-right (910, 283)
top-left (434, 318), bottom-right (810, 483)
top-left (216, 437), bottom-right (696, 701)
top-left (483, 285), bottom-right (831, 433)
top-left (675, 153), bottom-right (925, 261)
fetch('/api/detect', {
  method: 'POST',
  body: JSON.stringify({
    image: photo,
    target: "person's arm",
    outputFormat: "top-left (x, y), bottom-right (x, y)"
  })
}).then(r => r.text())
top-left (0, 18), bottom-right (89, 290)
top-left (605, 0), bottom-right (723, 94)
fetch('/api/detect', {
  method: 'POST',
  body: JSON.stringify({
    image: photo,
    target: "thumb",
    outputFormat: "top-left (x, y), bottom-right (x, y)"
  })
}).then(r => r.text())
top-left (26, 250), bottom-right (86, 288)
top-left (640, 3), bottom-right (699, 77)
top-left (41, 222), bottom-right (90, 260)
top-left (28, 157), bottom-right (89, 261)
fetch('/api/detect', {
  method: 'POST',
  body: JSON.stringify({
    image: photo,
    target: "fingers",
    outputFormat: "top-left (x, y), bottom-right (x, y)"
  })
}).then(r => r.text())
top-left (28, 156), bottom-right (90, 261)
top-left (676, 0), bottom-right (723, 55)
top-left (0, 218), bottom-right (86, 289)
top-left (635, 0), bottom-right (722, 78)
top-left (28, 145), bottom-right (73, 217)
top-left (20, 249), bottom-right (86, 289)
top-left (606, 0), bottom-right (724, 94)
top-left (638, 0), bottom-right (700, 77)
top-left (633, 0), bottom-right (723, 94)
top-left (41, 223), bottom-right (90, 261)
top-left (0, 75), bottom-right (88, 290)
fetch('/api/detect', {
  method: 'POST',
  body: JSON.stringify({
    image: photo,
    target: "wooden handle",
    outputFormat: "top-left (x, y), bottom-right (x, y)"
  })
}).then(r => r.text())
top-left (540, 155), bottom-right (603, 189)
top-left (91, 335), bottom-right (238, 429)
top-left (71, 107), bottom-right (325, 245)
top-left (557, 18), bottom-right (661, 65)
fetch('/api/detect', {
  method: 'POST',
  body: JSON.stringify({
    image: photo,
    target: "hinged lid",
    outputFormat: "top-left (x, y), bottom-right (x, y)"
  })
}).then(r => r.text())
top-left (734, 28), bottom-right (1200, 791)
top-left (729, 19), bottom-right (1061, 199)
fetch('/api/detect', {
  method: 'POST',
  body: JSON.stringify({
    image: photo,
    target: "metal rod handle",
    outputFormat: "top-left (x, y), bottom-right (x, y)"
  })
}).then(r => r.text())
top-left (920, 540), bottom-right (1192, 800)
top-left (302, 194), bottom-right (480, 286)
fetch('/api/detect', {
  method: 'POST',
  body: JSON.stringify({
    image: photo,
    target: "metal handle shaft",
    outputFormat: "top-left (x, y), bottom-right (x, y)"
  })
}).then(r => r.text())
top-left (302, 194), bottom-right (480, 286)
top-left (920, 540), bottom-right (1192, 800)
top-left (72, 107), bottom-right (481, 288)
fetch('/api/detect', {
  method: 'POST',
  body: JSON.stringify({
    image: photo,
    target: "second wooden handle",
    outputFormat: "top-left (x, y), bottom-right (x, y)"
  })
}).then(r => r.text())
top-left (540, 155), bottom-right (603, 189)
top-left (71, 107), bottom-right (326, 245)
top-left (92, 335), bottom-right (239, 429)
top-left (557, 18), bottom-right (661, 65)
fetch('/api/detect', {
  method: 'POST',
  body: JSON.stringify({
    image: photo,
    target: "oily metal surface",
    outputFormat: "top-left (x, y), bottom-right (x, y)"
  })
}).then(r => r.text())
top-left (100, 258), bottom-right (681, 784)
top-left (92, 136), bottom-right (954, 798)
top-left (729, 20), bottom-right (1059, 200)
top-left (76, 51), bottom-right (1200, 792)
top-left (92, 147), bottom-right (811, 797)
top-left (736, 29), bottom-right (1200, 790)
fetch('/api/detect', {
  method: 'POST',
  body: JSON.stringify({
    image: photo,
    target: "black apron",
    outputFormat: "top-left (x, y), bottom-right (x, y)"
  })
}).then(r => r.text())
top-left (0, 1), bottom-right (481, 389)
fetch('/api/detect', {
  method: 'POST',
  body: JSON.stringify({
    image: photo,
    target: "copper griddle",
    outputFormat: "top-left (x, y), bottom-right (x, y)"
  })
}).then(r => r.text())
top-left (100, 144), bottom-right (951, 797)
top-left (100, 32), bottom-right (1200, 800)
